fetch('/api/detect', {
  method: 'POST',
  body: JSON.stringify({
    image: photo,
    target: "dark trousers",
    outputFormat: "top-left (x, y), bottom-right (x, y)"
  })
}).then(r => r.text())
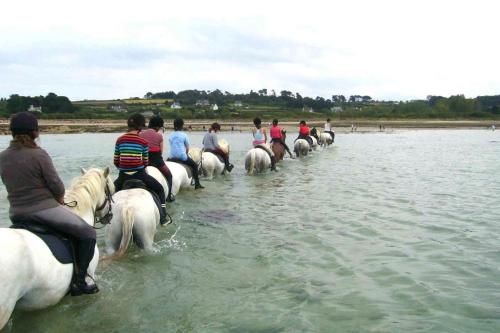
top-left (168, 157), bottom-right (202, 185)
top-left (114, 169), bottom-right (166, 204)
top-left (205, 148), bottom-right (231, 168)
top-left (149, 152), bottom-right (173, 198)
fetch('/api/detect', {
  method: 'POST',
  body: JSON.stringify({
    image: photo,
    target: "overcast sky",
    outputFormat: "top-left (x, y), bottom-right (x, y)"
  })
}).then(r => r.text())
top-left (1, 0), bottom-right (499, 101)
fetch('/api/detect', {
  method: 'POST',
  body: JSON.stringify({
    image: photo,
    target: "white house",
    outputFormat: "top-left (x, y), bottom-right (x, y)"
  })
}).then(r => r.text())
top-left (331, 106), bottom-right (343, 113)
top-left (234, 100), bottom-right (243, 107)
top-left (109, 105), bottom-right (127, 112)
top-left (196, 99), bottom-right (210, 107)
top-left (170, 102), bottom-right (182, 109)
top-left (212, 104), bottom-right (219, 111)
top-left (27, 105), bottom-right (42, 113)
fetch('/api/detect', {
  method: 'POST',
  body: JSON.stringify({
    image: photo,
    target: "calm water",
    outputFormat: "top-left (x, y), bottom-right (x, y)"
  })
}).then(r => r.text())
top-left (1, 130), bottom-right (499, 332)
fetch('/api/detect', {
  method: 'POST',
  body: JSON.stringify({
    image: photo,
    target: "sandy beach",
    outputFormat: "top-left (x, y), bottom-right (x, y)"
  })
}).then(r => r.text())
top-left (0, 119), bottom-right (497, 134)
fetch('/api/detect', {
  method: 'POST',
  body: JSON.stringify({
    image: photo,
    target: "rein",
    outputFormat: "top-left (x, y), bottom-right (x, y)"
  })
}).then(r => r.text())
top-left (93, 180), bottom-right (114, 228)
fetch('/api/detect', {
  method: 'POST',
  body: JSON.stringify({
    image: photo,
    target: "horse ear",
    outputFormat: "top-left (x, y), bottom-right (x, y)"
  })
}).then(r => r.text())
top-left (104, 167), bottom-right (110, 178)
top-left (81, 168), bottom-right (88, 174)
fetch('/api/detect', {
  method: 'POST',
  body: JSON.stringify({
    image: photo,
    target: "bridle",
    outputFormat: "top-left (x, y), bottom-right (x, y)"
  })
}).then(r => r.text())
top-left (93, 179), bottom-right (114, 228)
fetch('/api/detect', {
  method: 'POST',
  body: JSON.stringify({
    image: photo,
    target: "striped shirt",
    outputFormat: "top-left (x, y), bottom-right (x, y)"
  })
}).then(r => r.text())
top-left (114, 133), bottom-right (149, 171)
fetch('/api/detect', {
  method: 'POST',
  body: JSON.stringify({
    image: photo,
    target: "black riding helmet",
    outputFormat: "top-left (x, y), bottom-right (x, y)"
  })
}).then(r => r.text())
top-left (173, 117), bottom-right (184, 131)
top-left (148, 115), bottom-right (164, 129)
top-left (10, 112), bottom-right (39, 134)
top-left (211, 122), bottom-right (221, 131)
top-left (128, 113), bottom-right (146, 130)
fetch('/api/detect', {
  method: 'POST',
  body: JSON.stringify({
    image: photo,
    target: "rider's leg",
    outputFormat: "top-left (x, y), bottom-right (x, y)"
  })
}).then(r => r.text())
top-left (257, 144), bottom-right (277, 171)
top-left (158, 164), bottom-right (175, 202)
top-left (281, 139), bottom-right (294, 157)
top-left (18, 206), bottom-right (99, 295)
top-left (184, 157), bottom-right (204, 189)
top-left (137, 171), bottom-right (169, 225)
top-left (215, 149), bottom-right (233, 171)
top-left (113, 171), bottom-right (128, 192)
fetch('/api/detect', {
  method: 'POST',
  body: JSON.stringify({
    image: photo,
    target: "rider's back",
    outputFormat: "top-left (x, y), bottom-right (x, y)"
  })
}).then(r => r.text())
top-left (0, 142), bottom-right (64, 217)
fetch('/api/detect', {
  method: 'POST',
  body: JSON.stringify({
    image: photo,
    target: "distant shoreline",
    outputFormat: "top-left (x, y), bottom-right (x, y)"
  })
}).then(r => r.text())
top-left (0, 119), bottom-right (497, 134)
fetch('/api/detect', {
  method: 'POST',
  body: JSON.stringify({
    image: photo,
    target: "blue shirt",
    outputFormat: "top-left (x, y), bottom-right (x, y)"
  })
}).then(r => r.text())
top-left (169, 131), bottom-right (189, 161)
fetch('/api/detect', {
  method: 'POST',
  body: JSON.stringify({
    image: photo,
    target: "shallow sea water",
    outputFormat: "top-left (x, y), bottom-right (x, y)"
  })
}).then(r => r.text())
top-left (0, 130), bottom-right (499, 332)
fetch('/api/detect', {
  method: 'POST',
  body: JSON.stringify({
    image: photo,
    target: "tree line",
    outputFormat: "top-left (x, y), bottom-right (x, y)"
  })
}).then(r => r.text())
top-left (1, 90), bottom-right (499, 119)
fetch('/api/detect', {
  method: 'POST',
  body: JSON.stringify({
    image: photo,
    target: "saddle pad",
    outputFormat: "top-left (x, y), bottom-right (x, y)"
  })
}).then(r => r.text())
top-left (11, 224), bottom-right (74, 264)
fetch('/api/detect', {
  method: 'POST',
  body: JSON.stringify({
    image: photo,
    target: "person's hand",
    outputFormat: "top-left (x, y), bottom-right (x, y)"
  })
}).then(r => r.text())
top-left (56, 196), bottom-right (64, 205)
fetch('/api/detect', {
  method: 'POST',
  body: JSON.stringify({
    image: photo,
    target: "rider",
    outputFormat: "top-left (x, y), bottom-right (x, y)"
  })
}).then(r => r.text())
top-left (139, 115), bottom-right (175, 202)
top-left (202, 122), bottom-right (234, 172)
top-left (269, 119), bottom-right (294, 159)
top-left (167, 118), bottom-right (204, 189)
top-left (252, 117), bottom-right (277, 171)
top-left (296, 120), bottom-right (313, 149)
top-left (114, 114), bottom-right (169, 225)
top-left (324, 118), bottom-right (335, 141)
top-left (0, 112), bottom-right (99, 296)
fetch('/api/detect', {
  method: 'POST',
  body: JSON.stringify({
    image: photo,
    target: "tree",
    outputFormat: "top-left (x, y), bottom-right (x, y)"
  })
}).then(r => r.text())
top-left (144, 92), bottom-right (153, 99)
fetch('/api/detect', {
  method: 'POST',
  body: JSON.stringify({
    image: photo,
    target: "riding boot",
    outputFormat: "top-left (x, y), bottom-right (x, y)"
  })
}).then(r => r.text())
top-left (160, 204), bottom-right (171, 225)
top-left (286, 148), bottom-right (295, 159)
top-left (71, 238), bottom-right (99, 296)
top-left (194, 174), bottom-right (204, 189)
top-left (166, 174), bottom-right (175, 202)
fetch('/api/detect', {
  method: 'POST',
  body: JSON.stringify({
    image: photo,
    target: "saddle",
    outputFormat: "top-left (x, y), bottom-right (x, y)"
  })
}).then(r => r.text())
top-left (10, 221), bottom-right (74, 264)
top-left (255, 145), bottom-right (274, 160)
top-left (122, 179), bottom-right (163, 215)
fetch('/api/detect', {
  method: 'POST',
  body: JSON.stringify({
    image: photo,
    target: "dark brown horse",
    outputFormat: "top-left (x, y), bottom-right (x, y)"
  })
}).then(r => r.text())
top-left (271, 131), bottom-right (286, 162)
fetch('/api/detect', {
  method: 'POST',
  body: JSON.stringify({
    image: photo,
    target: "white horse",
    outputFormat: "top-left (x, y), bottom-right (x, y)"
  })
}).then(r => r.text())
top-left (319, 131), bottom-right (334, 146)
top-left (0, 167), bottom-right (113, 330)
top-left (294, 139), bottom-right (310, 157)
top-left (245, 146), bottom-right (271, 175)
top-left (190, 140), bottom-right (230, 179)
top-left (104, 166), bottom-right (170, 257)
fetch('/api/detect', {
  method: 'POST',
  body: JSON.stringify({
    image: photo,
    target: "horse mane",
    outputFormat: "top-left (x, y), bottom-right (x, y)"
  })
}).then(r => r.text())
top-left (64, 168), bottom-right (108, 216)
top-left (189, 147), bottom-right (203, 163)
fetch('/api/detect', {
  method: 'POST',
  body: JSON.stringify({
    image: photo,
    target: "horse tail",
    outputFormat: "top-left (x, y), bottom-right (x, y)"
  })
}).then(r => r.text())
top-left (115, 204), bottom-right (134, 258)
top-left (247, 149), bottom-right (256, 175)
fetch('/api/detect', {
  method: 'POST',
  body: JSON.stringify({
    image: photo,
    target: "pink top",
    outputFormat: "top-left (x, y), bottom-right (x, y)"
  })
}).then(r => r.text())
top-left (270, 125), bottom-right (282, 139)
top-left (139, 128), bottom-right (163, 153)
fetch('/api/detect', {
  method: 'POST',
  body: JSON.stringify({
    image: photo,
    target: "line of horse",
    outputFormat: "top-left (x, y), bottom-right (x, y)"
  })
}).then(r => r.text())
top-left (244, 128), bottom-right (335, 174)
top-left (0, 129), bottom-right (334, 330)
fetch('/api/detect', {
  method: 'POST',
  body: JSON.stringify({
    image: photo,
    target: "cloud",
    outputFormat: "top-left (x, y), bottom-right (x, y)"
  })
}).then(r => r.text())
top-left (1, 0), bottom-right (500, 100)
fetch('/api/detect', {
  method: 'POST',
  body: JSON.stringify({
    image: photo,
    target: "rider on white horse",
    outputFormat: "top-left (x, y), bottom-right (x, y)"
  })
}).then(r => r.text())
top-left (270, 119), bottom-right (294, 159)
top-left (202, 122), bottom-right (234, 172)
top-left (295, 120), bottom-right (314, 150)
top-left (324, 118), bottom-right (335, 142)
top-left (252, 117), bottom-right (277, 171)
top-left (167, 118), bottom-right (204, 189)
top-left (0, 112), bottom-right (99, 296)
top-left (139, 115), bottom-right (175, 202)
top-left (113, 114), bottom-right (169, 224)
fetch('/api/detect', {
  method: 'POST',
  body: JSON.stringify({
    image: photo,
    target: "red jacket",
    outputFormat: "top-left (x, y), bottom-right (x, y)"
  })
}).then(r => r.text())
top-left (299, 125), bottom-right (310, 136)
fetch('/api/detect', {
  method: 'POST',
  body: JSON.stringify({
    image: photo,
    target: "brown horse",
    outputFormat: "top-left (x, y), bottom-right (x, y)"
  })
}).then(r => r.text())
top-left (271, 131), bottom-right (287, 162)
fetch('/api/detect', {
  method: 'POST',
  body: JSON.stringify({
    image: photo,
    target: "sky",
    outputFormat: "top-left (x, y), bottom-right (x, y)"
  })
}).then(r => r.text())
top-left (1, 0), bottom-right (499, 101)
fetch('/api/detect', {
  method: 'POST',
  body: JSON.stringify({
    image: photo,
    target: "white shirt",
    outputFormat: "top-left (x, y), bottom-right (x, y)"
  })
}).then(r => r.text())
top-left (324, 122), bottom-right (332, 131)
